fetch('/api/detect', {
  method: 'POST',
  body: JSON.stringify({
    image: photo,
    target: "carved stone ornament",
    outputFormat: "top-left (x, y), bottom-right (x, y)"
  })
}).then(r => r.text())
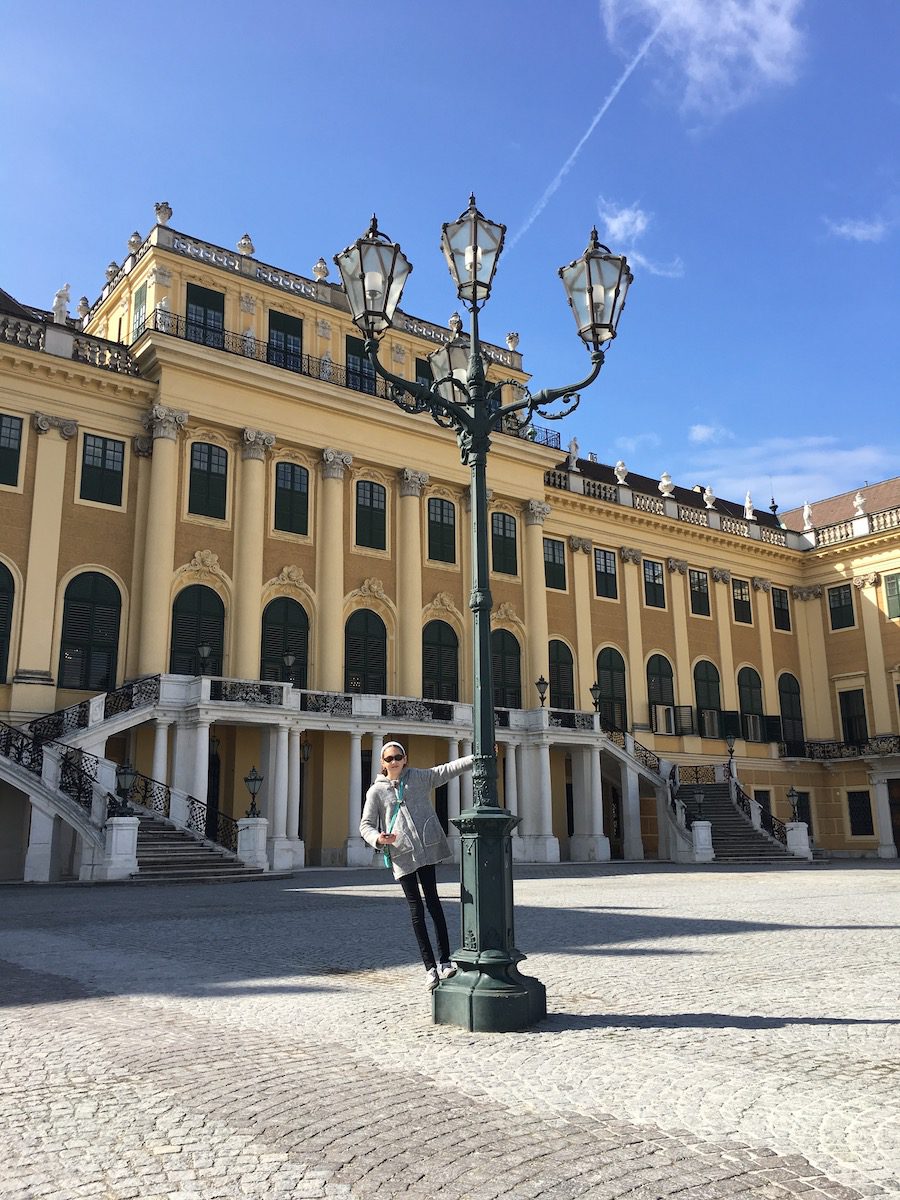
top-left (399, 467), bottom-right (429, 497)
top-left (703, 485), bottom-right (716, 509)
top-left (188, 550), bottom-right (222, 578)
top-left (752, 577), bottom-right (772, 592)
top-left (142, 404), bottom-right (188, 441)
top-left (429, 591), bottom-right (458, 613)
top-left (492, 602), bottom-right (520, 625)
top-left (506, 331), bottom-right (520, 352)
top-left (241, 428), bottom-right (276, 460)
top-left (614, 460), bottom-right (628, 485)
top-left (155, 201), bottom-right (173, 226)
top-left (659, 472), bottom-right (675, 497)
top-left (391, 343), bottom-right (406, 363)
top-left (449, 312), bottom-right (463, 335)
top-left (105, 261), bottom-right (120, 282)
top-left (666, 558), bottom-right (688, 574)
top-left (313, 257), bottom-right (329, 281)
top-left (316, 318), bottom-right (332, 339)
top-left (853, 573), bottom-right (880, 589)
top-left (77, 296), bottom-right (90, 319)
top-left (321, 447), bottom-right (352, 479)
top-left (357, 578), bottom-right (386, 600)
top-left (132, 435), bottom-right (153, 458)
top-left (276, 565), bottom-right (305, 587)
top-left (240, 292), bottom-right (257, 314)
top-left (853, 490), bottom-right (866, 517)
top-left (524, 499), bottom-right (551, 526)
top-left (620, 547), bottom-right (642, 565)
top-left (791, 584), bottom-right (823, 601)
top-left (568, 536), bottom-right (592, 554)
top-left (32, 412), bottom-right (77, 440)
top-left (149, 265), bottom-right (172, 288)
top-left (711, 566), bottom-right (732, 584)
top-left (236, 233), bottom-right (255, 256)
top-left (128, 231), bottom-right (142, 254)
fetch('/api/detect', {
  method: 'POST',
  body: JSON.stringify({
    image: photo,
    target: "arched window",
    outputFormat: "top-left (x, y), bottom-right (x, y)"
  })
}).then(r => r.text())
top-left (58, 572), bottom-right (121, 690)
top-left (647, 654), bottom-right (675, 733)
top-left (261, 597), bottom-right (309, 686)
top-left (738, 666), bottom-right (764, 741)
top-left (596, 647), bottom-right (627, 730)
top-left (549, 640), bottom-right (575, 710)
top-left (491, 629), bottom-right (521, 709)
top-left (345, 609), bottom-right (386, 694)
top-left (778, 673), bottom-right (805, 755)
top-left (694, 660), bottom-right (722, 738)
top-left (422, 620), bottom-right (458, 701)
top-left (0, 563), bottom-right (14, 682)
top-left (170, 585), bottom-right (225, 675)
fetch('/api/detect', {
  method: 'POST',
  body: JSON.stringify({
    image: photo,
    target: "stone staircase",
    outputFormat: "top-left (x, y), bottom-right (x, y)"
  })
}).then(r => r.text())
top-left (134, 813), bottom-right (269, 883)
top-left (677, 783), bottom-right (796, 864)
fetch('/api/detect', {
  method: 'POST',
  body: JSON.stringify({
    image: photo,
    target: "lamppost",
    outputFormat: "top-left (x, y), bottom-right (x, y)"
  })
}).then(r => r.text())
top-left (535, 675), bottom-right (549, 708)
top-left (787, 785), bottom-right (799, 822)
top-left (333, 197), bottom-right (631, 1032)
top-left (693, 789), bottom-right (705, 821)
top-left (590, 681), bottom-right (602, 713)
top-left (725, 732), bottom-right (736, 775)
top-left (244, 765), bottom-right (263, 818)
top-left (197, 641), bottom-right (211, 675)
top-left (282, 650), bottom-right (296, 686)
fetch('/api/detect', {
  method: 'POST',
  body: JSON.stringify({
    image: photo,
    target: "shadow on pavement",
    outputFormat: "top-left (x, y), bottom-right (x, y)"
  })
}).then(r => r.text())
top-left (538, 1011), bottom-right (900, 1032)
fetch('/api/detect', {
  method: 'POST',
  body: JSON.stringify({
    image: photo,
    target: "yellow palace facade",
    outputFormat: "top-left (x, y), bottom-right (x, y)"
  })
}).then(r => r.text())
top-left (1, 206), bottom-right (898, 880)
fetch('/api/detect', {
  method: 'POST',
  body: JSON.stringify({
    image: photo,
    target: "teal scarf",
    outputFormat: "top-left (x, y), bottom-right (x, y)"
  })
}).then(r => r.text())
top-left (382, 778), bottom-right (405, 869)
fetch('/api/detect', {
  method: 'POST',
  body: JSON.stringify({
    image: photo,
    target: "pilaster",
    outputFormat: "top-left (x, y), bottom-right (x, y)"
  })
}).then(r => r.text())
top-left (569, 537), bottom-right (594, 709)
top-left (397, 468), bottom-right (428, 695)
top-left (317, 448), bottom-right (352, 690)
top-left (233, 429), bottom-right (275, 678)
top-left (522, 500), bottom-right (551, 692)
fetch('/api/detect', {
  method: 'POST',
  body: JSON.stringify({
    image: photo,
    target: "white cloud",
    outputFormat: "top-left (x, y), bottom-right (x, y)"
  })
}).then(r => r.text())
top-left (597, 198), bottom-right (684, 277)
top-left (689, 423), bottom-right (733, 444)
top-left (600, 0), bottom-right (806, 117)
top-left (615, 431), bottom-right (661, 455)
top-left (824, 216), bottom-right (889, 243)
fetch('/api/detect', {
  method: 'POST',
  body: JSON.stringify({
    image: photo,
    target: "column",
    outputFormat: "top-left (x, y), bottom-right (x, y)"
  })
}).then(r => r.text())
top-left (460, 738), bottom-right (473, 810)
top-left (792, 587), bottom-right (832, 738)
top-left (521, 741), bottom-right (559, 863)
top-left (873, 779), bottom-right (898, 859)
top-left (570, 745), bottom-right (610, 861)
top-left (568, 538), bottom-right (595, 709)
top-left (621, 762), bottom-right (644, 860)
top-left (138, 405), bottom-right (188, 675)
top-left (522, 500), bottom-right (551, 692)
top-left (125, 439), bottom-right (153, 674)
top-left (151, 720), bottom-right (171, 784)
top-left (317, 449), bottom-right (352, 691)
top-left (268, 723), bottom-right (292, 871)
top-left (620, 549), bottom-right (646, 728)
top-left (666, 560), bottom-right (692, 706)
top-left (397, 469), bottom-right (428, 696)
top-left (287, 727), bottom-right (305, 866)
top-left (856, 575), bottom-right (892, 731)
top-left (711, 568), bottom-right (738, 712)
top-left (259, 727), bottom-right (276, 822)
top-left (233, 430), bottom-right (275, 680)
top-left (190, 720), bottom-right (210, 806)
top-left (11, 414), bottom-right (76, 715)
top-left (446, 736), bottom-right (461, 862)
top-left (171, 718), bottom-right (193, 795)
top-left (346, 731), bottom-right (371, 865)
top-left (371, 732), bottom-right (385, 779)
top-left (753, 578), bottom-right (778, 720)
top-left (504, 741), bottom-right (525, 862)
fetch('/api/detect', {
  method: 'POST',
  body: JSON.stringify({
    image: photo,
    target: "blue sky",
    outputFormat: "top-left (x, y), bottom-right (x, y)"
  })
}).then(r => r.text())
top-left (1, 0), bottom-right (898, 512)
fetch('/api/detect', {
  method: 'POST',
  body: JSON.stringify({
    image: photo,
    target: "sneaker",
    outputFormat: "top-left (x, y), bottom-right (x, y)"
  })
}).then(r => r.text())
top-left (438, 961), bottom-right (457, 980)
top-left (425, 967), bottom-right (439, 992)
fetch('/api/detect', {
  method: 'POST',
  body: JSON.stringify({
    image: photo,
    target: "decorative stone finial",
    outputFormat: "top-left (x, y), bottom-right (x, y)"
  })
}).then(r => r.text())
top-left (659, 471), bottom-right (675, 497)
top-left (853, 490), bottom-right (866, 517)
top-left (236, 233), bottom-right (255, 256)
top-left (128, 231), bottom-right (142, 253)
top-left (703, 485), bottom-right (716, 509)
top-left (155, 201), bottom-right (173, 226)
top-left (614, 460), bottom-right (628, 484)
top-left (52, 284), bottom-right (70, 325)
top-left (449, 312), bottom-right (463, 336)
top-left (312, 257), bottom-right (329, 281)
top-left (506, 331), bottom-right (519, 352)
top-left (105, 261), bottom-right (119, 282)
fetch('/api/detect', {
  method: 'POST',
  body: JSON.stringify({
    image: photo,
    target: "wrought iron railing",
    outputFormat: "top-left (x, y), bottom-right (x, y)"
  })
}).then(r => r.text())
top-left (494, 708), bottom-right (511, 729)
top-left (59, 747), bottom-right (98, 813)
top-left (598, 714), bottom-right (625, 749)
top-left (127, 772), bottom-right (172, 819)
top-left (548, 710), bottom-right (595, 731)
top-left (209, 679), bottom-right (284, 705)
top-left (382, 698), bottom-right (454, 723)
top-left (631, 739), bottom-right (661, 774)
top-left (734, 780), bottom-right (787, 846)
top-left (183, 794), bottom-right (239, 852)
top-left (677, 764), bottom-right (717, 785)
top-left (104, 674), bottom-right (161, 719)
top-left (781, 735), bottom-right (900, 760)
top-left (301, 690), bottom-right (353, 715)
top-left (28, 701), bottom-right (91, 745)
top-left (0, 722), bottom-right (44, 775)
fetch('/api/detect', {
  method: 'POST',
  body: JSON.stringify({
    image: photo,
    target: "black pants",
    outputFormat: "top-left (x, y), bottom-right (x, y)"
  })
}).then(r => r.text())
top-left (398, 864), bottom-right (450, 970)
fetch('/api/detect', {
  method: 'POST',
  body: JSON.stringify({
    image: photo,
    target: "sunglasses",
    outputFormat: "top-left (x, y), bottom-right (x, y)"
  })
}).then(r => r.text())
top-left (383, 754), bottom-right (405, 764)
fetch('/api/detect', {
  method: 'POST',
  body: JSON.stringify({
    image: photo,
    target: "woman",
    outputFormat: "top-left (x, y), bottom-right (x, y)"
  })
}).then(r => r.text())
top-left (360, 741), bottom-right (473, 992)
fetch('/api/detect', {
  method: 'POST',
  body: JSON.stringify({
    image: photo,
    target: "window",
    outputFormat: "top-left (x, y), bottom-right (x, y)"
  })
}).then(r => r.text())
top-left (778, 674), bottom-right (805, 755)
top-left (543, 538), bottom-right (566, 590)
top-left (732, 578), bottom-right (752, 623)
top-left (80, 434), bottom-right (124, 506)
top-left (491, 629), bottom-right (521, 708)
top-left (491, 512), bottom-right (517, 575)
top-left (596, 648), bottom-right (627, 730)
top-left (170, 585), bottom-right (224, 675)
top-left (423, 620), bottom-right (459, 701)
top-left (549, 640), bottom-right (575, 709)
top-left (828, 583), bottom-right (854, 630)
top-left (738, 666), bottom-right (764, 741)
top-left (643, 559), bottom-right (665, 608)
top-left (694, 661), bottom-right (721, 738)
top-left (847, 790), bottom-right (874, 837)
top-left (839, 689), bottom-right (868, 745)
top-left (0, 562), bottom-right (13, 681)
top-left (131, 283), bottom-right (147, 341)
top-left (58, 572), bottom-right (121, 691)
top-left (0, 415), bottom-right (23, 486)
top-left (754, 790), bottom-right (771, 814)
top-left (427, 498), bottom-right (456, 563)
top-left (794, 791), bottom-right (813, 837)
top-left (415, 357), bottom-right (433, 388)
top-left (648, 654), bottom-right (674, 730)
top-left (189, 442), bottom-right (228, 519)
top-left (594, 549), bottom-right (617, 599)
top-left (344, 609), bottom-right (386, 694)
top-left (772, 586), bottom-right (791, 631)
top-left (346, 335), bottom-right (376, 394)
top-left (689, 569), bottom-right (709, 616)
top-left (260, 597), bottom-right (309, 686)
top-left (274, 462), bottom-right (309, 535)
top-left (356, 480), bottom-right (386, 550)
top-left (886, 573), bottom-right (900, 620)
top-left (186, 283), bottom-right (224, 348)
top-left (268, 310), bottom-right (303, 371)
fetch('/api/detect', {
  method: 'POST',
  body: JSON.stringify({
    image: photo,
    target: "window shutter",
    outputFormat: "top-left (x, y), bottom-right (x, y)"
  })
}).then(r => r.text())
top-left (721, 710), bottom-right (741, 739)
top-left (674, 706), bottom-right (695, 735)
top-left (765, 715), bottom-right (783, 743)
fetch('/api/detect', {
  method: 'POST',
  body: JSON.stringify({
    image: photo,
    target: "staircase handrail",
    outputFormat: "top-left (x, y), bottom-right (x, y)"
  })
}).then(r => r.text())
top-left (667, 763), bottom-right (690, 829)
top-left (0, 723), bottom-right (123, 824)
top-left (23, 674), bottom-right (162, 746)
top-left (598, 714), bottom-right (663, 779)
top-left (122, 768), bottom-right (240, 855)
top-left (733, 777), bottom-right (788, 847)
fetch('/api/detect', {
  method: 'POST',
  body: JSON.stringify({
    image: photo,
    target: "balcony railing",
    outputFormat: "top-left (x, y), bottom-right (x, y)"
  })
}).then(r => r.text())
top-left (781, 735), bottom-right (900, 760)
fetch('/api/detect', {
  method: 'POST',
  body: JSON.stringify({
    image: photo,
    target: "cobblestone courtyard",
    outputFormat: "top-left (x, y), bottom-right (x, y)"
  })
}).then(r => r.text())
top-left (1, 861), bottom-right (898, 1199)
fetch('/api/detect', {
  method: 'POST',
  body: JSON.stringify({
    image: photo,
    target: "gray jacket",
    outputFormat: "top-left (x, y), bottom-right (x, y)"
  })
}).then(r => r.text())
top-left (359, 757), bottom-right (474, 880)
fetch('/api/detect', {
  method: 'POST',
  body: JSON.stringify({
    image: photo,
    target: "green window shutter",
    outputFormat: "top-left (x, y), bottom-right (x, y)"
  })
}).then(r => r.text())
top-left (847, 791), bottom-right (874, 836)
top-left (689, 569), bottom-right (710, 616)
top-left (647, 654), bottom-right (674, 705)
top-left (132, 283), bottom-right (147, 341)
top-left (356, 481), bottom-right (386, 549)
top-left (548, 640), bottom-right (574, 709)
top-left (268, 311), bottom-right (303, 371)
top-left (543, 538), bottom-right (566, 590)
top-left (0, 562), bottom-right (12, 680)
top-left (80, 434), bottom-right (124, 506)
top-left (491, 512), bottom-right (517, 574)
top-left (594, 549), bottom-right (617, 599)
top-left (346, 335), bottom-right (376, 394)
top-left (274, 462), bottom-right (309, 534)
top-left (886, 574), bottom-right (900, 619)
top-left (344, 609), bottom-right (386, 693)
top-left (189, 443), bottom-right (228, 519)
top-left (422, 620), bottom-right (459, 701)
top-left (427, 498), bottom-right (456, 563)
top-left (0, 415), bottom-right (23, 486)
top-left (491, 629), bottom-right (521, 708)
top-left (58, 572), bottom-right (121, 690)
top-left (260, 596), bottom-right (309, 685)
top-left (170, 585), bottom-right (225, 675)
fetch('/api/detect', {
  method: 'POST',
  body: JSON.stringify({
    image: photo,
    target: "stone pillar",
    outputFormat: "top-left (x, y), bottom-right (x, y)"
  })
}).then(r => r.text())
top-left (785, 821), bottom-right (812, 860)
top-left (522, 500), bottom-right (551, 694)
top-left (621, 763), bottom-right (644, 860)
top-left (259, 727), bottom-right (276, 823)
top-left (753, 577), bottom-right (778, 723)
top-left (23, 803), bottom-right (58, 882)
top-left (711, 567), bottom-right (738, 714)
top-left (138, 405), bottom-right (188, 675)
top-left (346, 731), bottom-right (371, 865)
top-left (873, 779), bottom-right (898, 859)
top-left (268, 723), bottom-right (292, 871)
top-left (503, 741), bottom-right (518, 825)
top-left (521, 741), bottom-right (560, 863)
top-left (317, 448), bottom-right (352, 691)
top-left (570, 745), bottom-right (610, 861)
top-left (397, 469), bottom-right (428, 696)
top-left (237, 818), bottom-right (270, 870)
top-left (666, 559), bottom-right (692, 706)
top-left (287, 727), bottom-right (305, 866)
top-left (691, 820), bottom-right (715, 863)
top-left (619, 549), bottom-right (645, 729)
top-left (233, 429), bottom-right (275, 680)
top-left (171, 719), bottom-right (193, 795)
top-left (856, 575), bottom-right (893, 731)
top-left (371, 732), bottom-right (385, 780)
top-left (792, 587), bottom-right (832, 738)
top-left (191, 721), bottom-right (210, 806)
top-left (151, 720), bottom-right (171, 785)
top-left (11, 414), bottom-right (77, 715)
top-left (568, 538), bottom-right (594, 708)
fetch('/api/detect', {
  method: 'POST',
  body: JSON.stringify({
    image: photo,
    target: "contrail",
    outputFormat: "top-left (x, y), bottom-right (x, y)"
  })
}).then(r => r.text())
top-left (507, 17), bottom-right (665, 252)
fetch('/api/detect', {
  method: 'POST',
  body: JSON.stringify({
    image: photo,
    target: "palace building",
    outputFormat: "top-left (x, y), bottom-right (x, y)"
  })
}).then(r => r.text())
top-left (1, 205), bottom-right (898, 881)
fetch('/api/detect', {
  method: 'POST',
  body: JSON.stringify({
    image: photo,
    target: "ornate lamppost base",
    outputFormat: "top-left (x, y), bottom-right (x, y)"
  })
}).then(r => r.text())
top-left (432, 805), bottom-right (547, 1032)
